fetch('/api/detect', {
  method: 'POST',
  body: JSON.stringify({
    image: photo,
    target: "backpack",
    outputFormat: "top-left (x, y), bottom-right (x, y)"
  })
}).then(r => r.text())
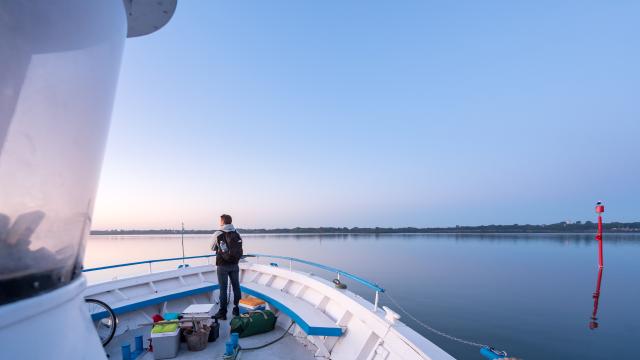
top-left (218, 231), bottom-right (243, 264)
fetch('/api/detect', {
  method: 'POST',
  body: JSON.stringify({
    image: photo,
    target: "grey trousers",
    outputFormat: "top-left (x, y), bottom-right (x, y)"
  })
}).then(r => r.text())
top-left (217, 264), bottom-right (241, 310)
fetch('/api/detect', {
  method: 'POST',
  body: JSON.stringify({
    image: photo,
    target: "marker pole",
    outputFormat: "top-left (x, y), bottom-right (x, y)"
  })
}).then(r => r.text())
top-left (595, 202), bottom-right (604, 268)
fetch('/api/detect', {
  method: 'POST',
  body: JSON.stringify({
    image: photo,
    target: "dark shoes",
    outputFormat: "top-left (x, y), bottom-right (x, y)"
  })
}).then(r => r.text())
top-left (213, 306), bottom-right (238, 320)
top-left (213, 309), bottom-right (227, 321)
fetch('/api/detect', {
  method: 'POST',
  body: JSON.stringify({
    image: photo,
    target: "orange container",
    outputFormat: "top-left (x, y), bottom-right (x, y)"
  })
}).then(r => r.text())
top-left (239, 297), bottom-right (266, 309)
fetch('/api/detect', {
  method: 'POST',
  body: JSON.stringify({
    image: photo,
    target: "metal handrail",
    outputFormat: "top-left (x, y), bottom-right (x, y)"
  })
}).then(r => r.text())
top-left (246, 254), bottom-right (385, 293)
top-left (82, 254), bottom-right (215, 272)
top-left (82, 253), bottom-right (385, 310)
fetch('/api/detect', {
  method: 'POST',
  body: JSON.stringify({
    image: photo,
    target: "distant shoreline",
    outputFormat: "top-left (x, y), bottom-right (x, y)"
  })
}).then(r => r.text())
top-left (90, 222), bottom-right (640, 235)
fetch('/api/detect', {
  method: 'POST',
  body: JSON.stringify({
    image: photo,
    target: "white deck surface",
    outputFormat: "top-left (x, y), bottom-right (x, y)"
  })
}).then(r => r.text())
top-left (106, 317), bottom-right (315, 360)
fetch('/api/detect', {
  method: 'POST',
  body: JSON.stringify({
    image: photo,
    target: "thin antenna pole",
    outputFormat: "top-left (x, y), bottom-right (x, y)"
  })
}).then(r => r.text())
top-left (181, 222), bottom-right (185, 265)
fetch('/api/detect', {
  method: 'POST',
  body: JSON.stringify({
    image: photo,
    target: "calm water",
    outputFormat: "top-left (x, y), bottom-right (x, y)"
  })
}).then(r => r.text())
top-left (85, 233), bottom-right (640, 359)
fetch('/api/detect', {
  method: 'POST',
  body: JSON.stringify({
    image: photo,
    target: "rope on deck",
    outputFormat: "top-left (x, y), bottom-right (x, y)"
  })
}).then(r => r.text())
top-left (239, 321), bottom-right (296, 351)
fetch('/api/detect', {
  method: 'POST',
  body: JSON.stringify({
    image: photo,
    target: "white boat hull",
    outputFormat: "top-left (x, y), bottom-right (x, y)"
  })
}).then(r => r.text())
top-left (83, 261), bottom-right (455, 360)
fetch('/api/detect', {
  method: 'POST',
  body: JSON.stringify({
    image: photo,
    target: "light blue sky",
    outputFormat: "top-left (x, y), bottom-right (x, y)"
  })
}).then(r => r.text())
top-left (93, 1), bottom-right (640, 229)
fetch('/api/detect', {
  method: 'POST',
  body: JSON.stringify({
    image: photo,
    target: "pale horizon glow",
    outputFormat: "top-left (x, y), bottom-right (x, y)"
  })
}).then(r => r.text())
top-left (92, 1), bottom-right (640, 230)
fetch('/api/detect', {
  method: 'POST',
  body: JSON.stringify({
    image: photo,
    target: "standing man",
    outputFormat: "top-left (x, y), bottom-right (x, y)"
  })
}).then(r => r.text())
top-left (212, 214), bottom-right (243, 320)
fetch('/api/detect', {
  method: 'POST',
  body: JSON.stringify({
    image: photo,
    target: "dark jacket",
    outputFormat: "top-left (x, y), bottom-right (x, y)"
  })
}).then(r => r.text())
top-left (213, 230), bottom-right (243, 266)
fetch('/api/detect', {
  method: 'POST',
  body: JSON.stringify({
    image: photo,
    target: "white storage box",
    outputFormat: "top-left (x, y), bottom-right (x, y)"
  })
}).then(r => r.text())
top-left (150, 327), bottom-right (180, 359)
top-left (182, 304), bottom-right (215, 316)
top-left (181, 304), bottom-right (215, 326)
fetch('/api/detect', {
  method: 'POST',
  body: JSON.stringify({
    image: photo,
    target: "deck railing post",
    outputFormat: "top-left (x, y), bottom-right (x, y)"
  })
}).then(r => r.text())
top-left (289, 259), bottom-right (292, 271)
top-left (337, 273), bottom-right (341, 281)
top-left (374, 291), bottom-right (379, 311)
top-left (148, 262), bottom-right (152, 273)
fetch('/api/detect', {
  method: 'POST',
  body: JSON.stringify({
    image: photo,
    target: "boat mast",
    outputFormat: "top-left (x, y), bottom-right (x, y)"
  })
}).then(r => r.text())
top-left (181, 222), bottom-right (185, 265)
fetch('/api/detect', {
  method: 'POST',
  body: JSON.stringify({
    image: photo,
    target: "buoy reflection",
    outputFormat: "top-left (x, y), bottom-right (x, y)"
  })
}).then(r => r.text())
top-left (589, 267), bottom-right (604, 330)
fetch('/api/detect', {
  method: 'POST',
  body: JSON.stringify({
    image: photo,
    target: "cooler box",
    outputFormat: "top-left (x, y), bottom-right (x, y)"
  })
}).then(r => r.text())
top-left (181, 304), bottom-right (217, 342)
top-left (239, 297), bottom-right (266, 314)
top-left (151, 324), bottom-right (180, 359)
top-left (181, 304), bottom-right (215, 326)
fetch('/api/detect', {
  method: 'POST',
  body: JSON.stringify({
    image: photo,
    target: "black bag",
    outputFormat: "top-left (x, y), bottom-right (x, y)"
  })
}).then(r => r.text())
top-left (208, 319), bottom-right (219, 342)
top-left (217, 231), bottom-right (243, 265)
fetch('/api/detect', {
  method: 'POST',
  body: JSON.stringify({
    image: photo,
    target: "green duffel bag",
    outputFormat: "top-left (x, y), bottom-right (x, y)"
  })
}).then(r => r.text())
top-left (230, 310), bottom-right (277, 338)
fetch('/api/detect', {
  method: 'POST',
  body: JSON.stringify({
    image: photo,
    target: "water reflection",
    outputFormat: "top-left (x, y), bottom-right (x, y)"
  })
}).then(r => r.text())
top-left (589, 267), bottom-right (604, 330)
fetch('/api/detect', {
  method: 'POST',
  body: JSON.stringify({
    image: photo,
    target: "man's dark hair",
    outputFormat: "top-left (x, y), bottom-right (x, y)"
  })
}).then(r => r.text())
top-left (220, 214), bottom-right (232, 225)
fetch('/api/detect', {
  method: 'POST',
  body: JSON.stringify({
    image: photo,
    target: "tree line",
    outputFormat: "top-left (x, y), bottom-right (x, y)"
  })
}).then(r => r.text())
top-left (90, 221), bottom-right (640, 235)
